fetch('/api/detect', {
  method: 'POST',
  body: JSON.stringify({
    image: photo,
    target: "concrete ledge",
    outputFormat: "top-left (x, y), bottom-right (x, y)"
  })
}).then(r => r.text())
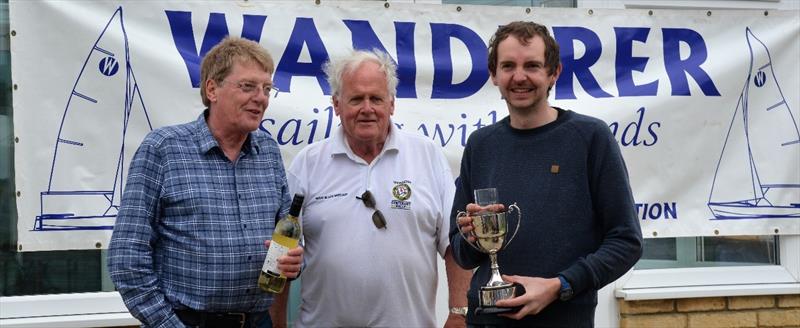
top-left (0, 292), bottom-right (138, 327)
top-left (616, 266), bottom-right (800, 301)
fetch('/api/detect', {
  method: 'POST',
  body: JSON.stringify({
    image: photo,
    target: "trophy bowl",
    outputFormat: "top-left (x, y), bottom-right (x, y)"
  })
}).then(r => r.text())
top-left (472, 211), bottom-right (509, 252)
top-left (458, 201), bottom-right (521, 314)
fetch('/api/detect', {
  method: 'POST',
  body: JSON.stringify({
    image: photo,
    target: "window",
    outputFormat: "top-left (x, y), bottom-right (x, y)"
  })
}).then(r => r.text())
top-left (636, 236), bottom-right (779, 270)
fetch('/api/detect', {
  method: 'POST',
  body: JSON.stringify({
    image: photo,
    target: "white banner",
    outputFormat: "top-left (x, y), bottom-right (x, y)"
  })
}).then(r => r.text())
top-left (10, 0), bottom-right (800, 251)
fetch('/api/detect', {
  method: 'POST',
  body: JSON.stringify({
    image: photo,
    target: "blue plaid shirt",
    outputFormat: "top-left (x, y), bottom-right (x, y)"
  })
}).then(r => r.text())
top-left (108, 111), bottom-right (290, 327)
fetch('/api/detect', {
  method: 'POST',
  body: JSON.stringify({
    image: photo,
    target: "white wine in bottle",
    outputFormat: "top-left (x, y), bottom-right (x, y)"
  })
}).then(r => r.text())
top-left (258, 194), bottom-right (304, 293)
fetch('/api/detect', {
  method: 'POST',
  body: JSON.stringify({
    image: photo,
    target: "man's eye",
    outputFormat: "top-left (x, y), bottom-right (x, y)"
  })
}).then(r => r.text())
top-left (240, 83), bottom-right (256, 91)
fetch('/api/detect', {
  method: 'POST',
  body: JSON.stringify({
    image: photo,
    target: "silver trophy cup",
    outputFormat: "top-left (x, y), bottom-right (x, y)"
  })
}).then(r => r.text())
top-left (458, 188), bottom-right (521, 312)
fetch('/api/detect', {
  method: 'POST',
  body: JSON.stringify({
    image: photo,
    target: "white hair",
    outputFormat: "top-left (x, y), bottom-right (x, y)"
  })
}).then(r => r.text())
top-left (323, 49), bottom-right (399, 99)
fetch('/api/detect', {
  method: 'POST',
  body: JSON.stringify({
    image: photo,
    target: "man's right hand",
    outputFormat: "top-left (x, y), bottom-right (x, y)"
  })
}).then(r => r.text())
top-left (457, 203), bottom-right (506, 243)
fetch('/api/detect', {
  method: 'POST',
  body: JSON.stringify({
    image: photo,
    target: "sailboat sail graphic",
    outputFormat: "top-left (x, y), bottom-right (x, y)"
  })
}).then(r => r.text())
top-left (34, 7), bottom-right (152, 230)
top-left (708, 28), bottom-right (800, 220)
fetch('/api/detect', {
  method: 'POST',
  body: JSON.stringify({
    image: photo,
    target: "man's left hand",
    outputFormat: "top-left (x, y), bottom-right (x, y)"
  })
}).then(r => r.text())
top-left (494, 275), bottom-right (560, 320)
top-left (264, 240), bottom-right (304, 279)
top-left (443, 313), bottom-right (466, 328)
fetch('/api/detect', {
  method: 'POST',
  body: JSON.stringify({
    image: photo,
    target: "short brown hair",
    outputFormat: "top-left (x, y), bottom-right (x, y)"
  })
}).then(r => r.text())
top-left (200, 37), bottom-right (274, 106)
top-left (487, 21), bottom-right (560, 76)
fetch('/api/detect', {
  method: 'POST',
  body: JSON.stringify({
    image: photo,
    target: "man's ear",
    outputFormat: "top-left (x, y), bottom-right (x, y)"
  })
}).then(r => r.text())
top-left (332, 96), bottom-right (341, 116)
top-left (206, 79), bottom-right (219, 103)
top-left (549, 63), bottom-right (563, 86)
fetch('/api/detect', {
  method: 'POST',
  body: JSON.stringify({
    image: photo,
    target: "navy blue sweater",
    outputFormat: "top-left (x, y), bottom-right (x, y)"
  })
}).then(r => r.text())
top-left (450, 109), bottom-right (643, 327)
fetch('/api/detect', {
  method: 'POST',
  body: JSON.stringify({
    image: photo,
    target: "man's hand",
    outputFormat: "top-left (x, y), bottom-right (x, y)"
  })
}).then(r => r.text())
top-left (494, 275), bottom-right (560, 320)
top-left (457, 203), bottom-right (506, 242)
top-left (443, 313), bottom-right (466, 328)
top-left (264, 240), bottom-right (304, 279)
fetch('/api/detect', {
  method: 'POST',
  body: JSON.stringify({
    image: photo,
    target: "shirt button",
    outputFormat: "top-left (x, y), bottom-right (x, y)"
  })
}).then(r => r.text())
top-left (248, 256), bottom-right (252, 260)
top-left (243, 224), bottom-right (248, 228)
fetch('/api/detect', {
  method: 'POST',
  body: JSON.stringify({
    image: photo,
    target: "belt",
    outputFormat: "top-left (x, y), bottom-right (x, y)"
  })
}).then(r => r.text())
top-left (174, 309), bottom-right (265, 328)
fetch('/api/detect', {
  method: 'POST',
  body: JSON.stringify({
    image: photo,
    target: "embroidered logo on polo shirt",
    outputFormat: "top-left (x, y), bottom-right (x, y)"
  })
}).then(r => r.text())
top-left (391, 180), bottom-right (412, 210)
top-left (314, 192), bottom-right (348, 201)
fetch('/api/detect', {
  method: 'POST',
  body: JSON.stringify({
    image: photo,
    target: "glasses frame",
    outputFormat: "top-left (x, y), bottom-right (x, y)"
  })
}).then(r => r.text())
top-left (220, 79), bottom-right (280, 98)
top-left (357, 190), bottom-right (387, 229)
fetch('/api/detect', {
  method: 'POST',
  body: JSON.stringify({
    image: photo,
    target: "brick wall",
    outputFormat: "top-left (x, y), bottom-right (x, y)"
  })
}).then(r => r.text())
top-left (619, 295), bottom-right (800, 327)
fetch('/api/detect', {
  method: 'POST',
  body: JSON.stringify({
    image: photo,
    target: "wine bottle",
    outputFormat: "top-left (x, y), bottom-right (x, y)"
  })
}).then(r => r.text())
top-left (258, 193), bottom-right (304, 293)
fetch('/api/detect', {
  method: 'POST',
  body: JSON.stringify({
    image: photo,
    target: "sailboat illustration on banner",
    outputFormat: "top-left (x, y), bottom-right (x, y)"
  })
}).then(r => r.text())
top-left (707, 27), bottom-right (800, 220)
top-left (34, 6), bottom-right (152, 230)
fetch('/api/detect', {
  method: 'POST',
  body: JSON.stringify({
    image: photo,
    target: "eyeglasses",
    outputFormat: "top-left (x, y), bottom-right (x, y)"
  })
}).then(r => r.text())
top-left (356, 190), bottom-right (387, 229)
top-left (220, 80), bottom-right (280, 98)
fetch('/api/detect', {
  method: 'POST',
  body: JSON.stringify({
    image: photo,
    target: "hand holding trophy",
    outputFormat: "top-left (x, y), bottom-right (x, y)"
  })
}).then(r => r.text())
top-left (457, 188), bottom-right (522, 315)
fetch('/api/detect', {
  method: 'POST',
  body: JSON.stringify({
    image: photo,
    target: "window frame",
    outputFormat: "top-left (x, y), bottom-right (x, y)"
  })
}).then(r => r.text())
top-left (616, 235), bottom-right (800, 301)
top-left (0, 292), bottom-right (138, 327)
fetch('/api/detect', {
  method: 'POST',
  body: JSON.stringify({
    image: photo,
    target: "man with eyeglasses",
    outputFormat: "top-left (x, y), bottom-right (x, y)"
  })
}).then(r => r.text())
top-left (108, 37), bottom-right (302, 328)
top-left (285, 49), bottom-right (472, 327)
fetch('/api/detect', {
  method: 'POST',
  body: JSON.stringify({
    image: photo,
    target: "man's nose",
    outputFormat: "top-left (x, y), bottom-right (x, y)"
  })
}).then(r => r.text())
top-left (511, 68), bottom-right (527, 82)
top-left (362, 99), bottom-right (376, 112)
top-left (253, 88), bottom-right (269, 104)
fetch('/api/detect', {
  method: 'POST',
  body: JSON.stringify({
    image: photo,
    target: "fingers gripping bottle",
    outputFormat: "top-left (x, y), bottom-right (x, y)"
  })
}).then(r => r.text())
top-left (258, 194), bottom-right (304, 293)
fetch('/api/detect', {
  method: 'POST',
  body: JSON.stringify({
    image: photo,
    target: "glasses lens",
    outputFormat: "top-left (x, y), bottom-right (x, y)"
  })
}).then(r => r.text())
top-left (360, 190), bottom-right (385, 229)
top-left (372, 210), bottom-right (387, 229)
top-left (361, 190), bottom-right (376, 208)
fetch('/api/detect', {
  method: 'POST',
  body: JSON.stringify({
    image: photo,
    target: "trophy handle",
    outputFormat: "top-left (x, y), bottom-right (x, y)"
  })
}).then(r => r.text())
top-left (456, 210), bottom-right (484, 252)
top-left (503, 203), bottom-right (522, 248)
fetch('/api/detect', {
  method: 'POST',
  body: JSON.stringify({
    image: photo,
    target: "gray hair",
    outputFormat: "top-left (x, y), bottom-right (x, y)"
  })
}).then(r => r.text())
top-left (323, 49), bottom-right (398, 99)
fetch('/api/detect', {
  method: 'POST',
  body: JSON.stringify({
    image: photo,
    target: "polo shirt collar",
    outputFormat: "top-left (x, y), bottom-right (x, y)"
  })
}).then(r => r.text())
top-left (331, 120), bottom-right (399, 162)
top-left (195, 109), bottom-right (259, 156)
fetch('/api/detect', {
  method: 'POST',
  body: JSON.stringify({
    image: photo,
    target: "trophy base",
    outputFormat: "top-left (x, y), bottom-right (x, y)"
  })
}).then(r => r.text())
top-left (476, 283), bottom-right (525, 315)
top-left (475, 305), bottom-right (523, 315)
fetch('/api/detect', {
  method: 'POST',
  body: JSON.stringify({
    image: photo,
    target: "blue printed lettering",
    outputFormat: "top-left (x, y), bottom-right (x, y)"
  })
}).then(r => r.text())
top-left (344, 20), bottom-right (417, 98)
top-left (615, 27), bottom-right (658, 96)
top-left (274, 18), bottom-right (330, 94)
top-left (418, 110), bottom-right (498, 146)
top-left (430, 23), bottom-right (488, 99)
top-left (165, 12), bottom-right (720, 103)
top-left (608, 107), bottom-right (661, 147)
top-left (165, 11), bottom-right (267, 87)
top-left (663, 28), bottom-right (720, 96)
top-left (260, 106), bottom-right (335, 145)
top-left (636, 202), bottom-right (678, 220)
top-left (553, 26), bottom-right (613, 99)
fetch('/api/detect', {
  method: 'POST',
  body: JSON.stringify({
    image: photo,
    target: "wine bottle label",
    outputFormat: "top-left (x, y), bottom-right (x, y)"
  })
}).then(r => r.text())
top-left (262, 241), bottom-right (289, 273)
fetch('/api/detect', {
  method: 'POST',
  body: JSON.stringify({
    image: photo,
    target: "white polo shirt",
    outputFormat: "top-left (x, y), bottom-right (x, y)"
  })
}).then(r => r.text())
top-left (288, 125), bottom-right (454, 328)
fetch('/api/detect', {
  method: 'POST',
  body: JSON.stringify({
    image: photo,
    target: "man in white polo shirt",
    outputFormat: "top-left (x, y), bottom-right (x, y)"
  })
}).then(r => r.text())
top-left (286, 49), bottom-right (471, 327)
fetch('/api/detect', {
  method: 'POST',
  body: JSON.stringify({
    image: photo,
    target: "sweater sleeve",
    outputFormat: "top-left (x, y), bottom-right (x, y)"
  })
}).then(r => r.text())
top-left (559, 124), bottom-right (643, 297)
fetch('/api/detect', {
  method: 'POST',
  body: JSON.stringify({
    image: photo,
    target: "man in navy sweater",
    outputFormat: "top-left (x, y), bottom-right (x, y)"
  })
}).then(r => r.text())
top-left (450, 21), bottom-right (643, 327)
